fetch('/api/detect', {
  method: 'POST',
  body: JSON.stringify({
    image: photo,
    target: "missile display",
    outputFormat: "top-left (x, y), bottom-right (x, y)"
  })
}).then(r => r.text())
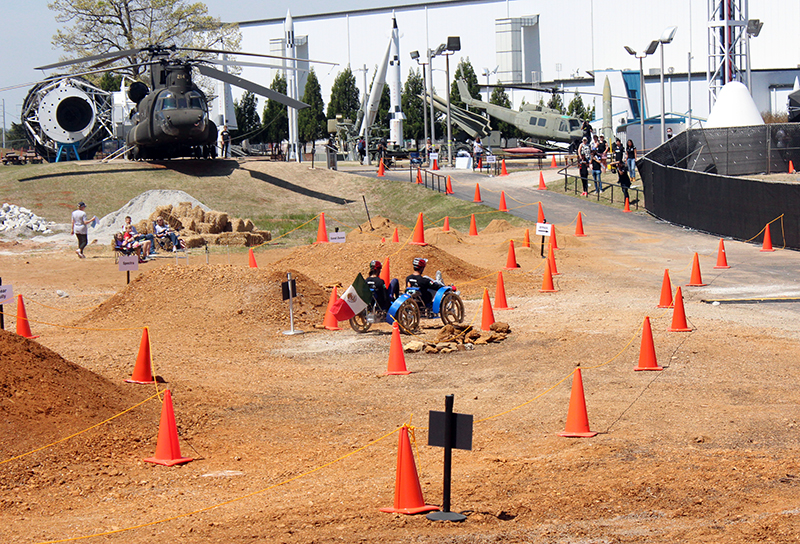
top-left (285, 10), bottom-right (300, 162)
top-left (388, 15), bottom-right (405, 147)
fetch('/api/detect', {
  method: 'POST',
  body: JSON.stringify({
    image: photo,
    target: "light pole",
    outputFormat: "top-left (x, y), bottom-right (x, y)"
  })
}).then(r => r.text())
top-left (745, 19), bottom-right (764, 92)
top-left (428, 45), bottom-right (443, 157)
top-left (410, 51), bottom-right (429, 158)
top-left (440, 36), bottom-right (460, 167)
top-left (658, 26), bottom-right (677, 144)
top-left (624, 41), bottom-right (658, 150)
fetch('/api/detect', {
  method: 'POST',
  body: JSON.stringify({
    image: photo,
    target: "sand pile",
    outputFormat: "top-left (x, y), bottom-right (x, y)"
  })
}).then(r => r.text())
top-left (345, 216), bottom-right (412, 242)
top-left (82, 264), bottom-right (329, 330)
top-left (0, 329), bottom-right (138, 454)
top-left (480, 219), bottom-right (519, 235)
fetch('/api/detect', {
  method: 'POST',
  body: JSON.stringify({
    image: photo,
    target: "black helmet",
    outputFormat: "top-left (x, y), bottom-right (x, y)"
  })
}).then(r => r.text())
top-left (412, 257), bottom-right (427, 272)
top-left (369, 260), bottom-right (382, 273)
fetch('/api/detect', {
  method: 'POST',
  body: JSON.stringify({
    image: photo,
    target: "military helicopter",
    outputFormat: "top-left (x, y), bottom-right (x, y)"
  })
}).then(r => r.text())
top-left (33, 45), bottom-right (312, 160)
top-left (456, 79), bottom-right (584, 151)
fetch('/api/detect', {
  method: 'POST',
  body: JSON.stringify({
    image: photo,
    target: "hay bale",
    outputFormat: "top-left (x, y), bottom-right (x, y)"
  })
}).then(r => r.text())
top-left (149, 205), bottom-right (173, 223)
top-left (205, 211), bottom-right (229, 234)
top-left (230, 218), bottom-right (246, 232)
top-left (180, 217), bottom-right (197, 232)
top-left (216, 232), bottom-right (249, 246)
top-left (135, 220), bottom-right (151, 234)
top-left (248, 233), bottom-right (266, 246)
top-left (243, 219), bottom-right (255, 232)
top-left (190, 206), bottom-right (205, 223)
top-left (253, 230), bottom-right (272, 241)
top-left (183, 235), bottom-right (206, 249)
top-left (196, 222), bottom-right (214, 234)
top-left (174, 202), bottom-right (193, 218)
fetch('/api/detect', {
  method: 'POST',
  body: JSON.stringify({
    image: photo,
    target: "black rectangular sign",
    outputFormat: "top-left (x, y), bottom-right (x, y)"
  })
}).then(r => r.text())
top-left (281, 279), bottom-right (297, 301)
top-left (428, 411), bottom-right (473, 450)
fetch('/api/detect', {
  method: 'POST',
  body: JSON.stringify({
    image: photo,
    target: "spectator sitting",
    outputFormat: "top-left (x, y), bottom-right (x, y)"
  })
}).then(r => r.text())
top-left (123, 215), bottom-right (156, 254)
top-left (116, 230), bottom-right (150, 263)
top-left (154, 216), bottom-right (183, 252)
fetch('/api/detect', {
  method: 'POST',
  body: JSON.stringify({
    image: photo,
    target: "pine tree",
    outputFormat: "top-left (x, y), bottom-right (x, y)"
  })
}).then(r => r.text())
top-left (298, 68), bottom-right (326, 145)
top-left (234, 91), bottom-right (260, 140)
top-left (547, 91), bottom-right (565, 114)
top-left (401, 68), bottom-right (426, 142)
top-left (489, 84), bottom-right (518, 139)
top-left (450, 57), bottom-right (481, 111)
top-left (327, 67), bottom-right (360, 120)
top-left (262, 74), bottom-right (288, 145)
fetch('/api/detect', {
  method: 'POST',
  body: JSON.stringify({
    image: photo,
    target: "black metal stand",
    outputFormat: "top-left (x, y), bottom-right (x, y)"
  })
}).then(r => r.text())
top-left (427, 394), bottom-right (467, 522)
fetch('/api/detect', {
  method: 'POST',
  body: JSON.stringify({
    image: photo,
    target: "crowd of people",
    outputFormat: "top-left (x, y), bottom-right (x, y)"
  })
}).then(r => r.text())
top-left (111, 214), bottom-right (185, 263)
top-left (575, 124), bottom-right (637, 198)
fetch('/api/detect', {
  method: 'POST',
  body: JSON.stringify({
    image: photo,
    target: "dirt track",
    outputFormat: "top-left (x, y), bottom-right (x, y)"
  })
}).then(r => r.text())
top-left (1, 161), bottom-right (800, 544)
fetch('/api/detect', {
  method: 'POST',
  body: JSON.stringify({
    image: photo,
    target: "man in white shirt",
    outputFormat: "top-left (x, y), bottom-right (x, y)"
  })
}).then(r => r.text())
top-left (71, 202), bottom-right (96, 259)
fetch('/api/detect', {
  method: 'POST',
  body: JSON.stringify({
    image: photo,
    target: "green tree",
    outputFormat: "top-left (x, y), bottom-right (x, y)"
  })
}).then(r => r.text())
top-left (96, 72), bottom-right (123, 92)
top-left (489, 84), bottom-right (518, 139)
top-left (567, 91), bottom-right (595, 121)
top-left (233, 91), bottom-right (260, 141)
top-left (2, 123), bottom-right (30, 149)
top-left (326, 67), bottom-right (360, 120)
top-left (450, 57), bottom-right (481, 111)
top-left (401, 68), bottom-right (426, 142)
top-left (262, 73), bottom-right (288, 145)
top-left (547, 90), bottom-right (565, 114)
top-left (298, 68), bottom-right (326, 145)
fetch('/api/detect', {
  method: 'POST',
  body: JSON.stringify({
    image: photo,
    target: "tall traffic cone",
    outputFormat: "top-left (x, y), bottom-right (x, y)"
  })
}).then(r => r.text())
top-left (469, 214), bottom-right (478, 236)
top-left (500, 158), bottom-right (509, 176)
top-left (494, 271), bottom-right (513, 310)
top-left (575, 212), bottom-right (587, 237)
top-left (126, 327), bottom-right (156, 384)
top-left (432, 158), bottom-right (439, 170)
top-left (473, 183), bottom-right (482, 202)
top-left (504, 240), bottom-right (520, 269)
top-left (634, 317), bottom-right (663, 371)
top-left (537, 171), bottom-right (547, 190)
top-left (550, 225), bottom-right (560, 250)
top-left (789, 160), bottom-right (795, 174)
top-left (540, 259), bottom-right (557, 292)
top-left (445, 175), bottom-right (454, 194)
top-left (314, 212), bottom-right (329, 243)
top-left (323, 287), bottom-right (342, 331)
top-left (442, 217), bottom-right (450, 232)
top-left (481, 288), bottom-right (495, 331)
top-left (477, 157), bottom-right (482, 169)
top-left (416, 168), bottom-right (423, 184)
top-left (392, 227), bottom-right (399, 243)
top-left (714, 239), bottom-right (731, 269)
top-left (550, 154), bottom-right (557, 168)
top-left (379, 426), bottom-right (438, 514)
top-left (499, 191), bottom-right (509, 212)
top-left (522, 228), bottom-right (531, 248)
top-left (385, 322), bottom-right (411, 375)
top-left (760, 224), bottom-right (775, 252)
top-left (537, 202), bottom-right (545, 224)
top-left (547, 244), bottom-right (560, 275)
top-left (15, 295), bottom-right (39, 339)
top-left (669, 287), bottom-right (692, 332)
top-left (686, 252), bottom-right (707, 286)
top-left (143, 390), bottom-right (193, 466)
top-left (410, 213), bottom-right (427, 245)
top-left (558, 367), bottom-right (597, 437)
top-left (658, 269), bottom-right (674, 308)
top-left (377, 158), bottom-right (386, 177)
top-left (248, 248), bottom-right (258, 268)
top-left (380, 257), bottom-right (391, 286)
top-left (623, 197), bottom-right (631, 213)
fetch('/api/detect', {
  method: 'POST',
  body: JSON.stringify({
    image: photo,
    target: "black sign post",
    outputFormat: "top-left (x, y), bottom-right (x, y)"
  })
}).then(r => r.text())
top-left (427, 394), bottom-right (472, 522)
top-left (282, 273), bottom-right (303, 336)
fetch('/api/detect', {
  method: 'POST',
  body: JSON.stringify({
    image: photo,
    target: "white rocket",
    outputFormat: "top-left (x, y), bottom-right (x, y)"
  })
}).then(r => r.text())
top-left (388, 15), bottom-right (405, 147)
top-left (285, 10), bottom-right (300, 162)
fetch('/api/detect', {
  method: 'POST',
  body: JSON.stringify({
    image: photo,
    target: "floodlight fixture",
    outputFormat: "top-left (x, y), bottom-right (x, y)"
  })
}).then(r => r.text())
top-left (446, 36), bottom-right (461, 52)
top-left (624, 46), bottom-right (636, 56)
top-left (660, 26), bottom-right (678, 44)
top-left (410, 50), bottom-right (420, 60)
top-left (644, 40), bottom-right (659, 56)
top-left (747, 19), bottom-right (763, 37)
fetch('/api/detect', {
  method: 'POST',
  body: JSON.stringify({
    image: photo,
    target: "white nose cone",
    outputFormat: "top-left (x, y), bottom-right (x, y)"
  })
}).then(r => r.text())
top-left (705, 81), bottom-right (764, 128)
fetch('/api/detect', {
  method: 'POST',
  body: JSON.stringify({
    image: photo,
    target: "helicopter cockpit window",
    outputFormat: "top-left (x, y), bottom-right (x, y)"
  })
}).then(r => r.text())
top-left (529, 117), bottom-right (539, 126)
top-left (559, 120), bottom-right (568, 132)
top-left (569, 119), bottom-right (581, 131)
top-left (187, 91), bottom-right (204, 109)
top-left (158, 92), bottom-right (177, 110)
top-left (537, 118), bottom-right (547, 127)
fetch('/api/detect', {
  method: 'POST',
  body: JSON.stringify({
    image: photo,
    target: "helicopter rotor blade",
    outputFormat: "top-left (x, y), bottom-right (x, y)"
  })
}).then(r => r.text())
top-left (179, 47), bottom-right (336, 66)
top-left (35, 48), bottom-right (144, 71)
top-left (197, 64), bottom-right (309, 110)
top-left (205, 58), bottom-right (309, 72)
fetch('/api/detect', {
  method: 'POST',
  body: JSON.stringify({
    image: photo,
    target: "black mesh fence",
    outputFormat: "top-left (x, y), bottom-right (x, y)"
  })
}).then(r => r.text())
top-left (640, 123), bottom-right (800, 248)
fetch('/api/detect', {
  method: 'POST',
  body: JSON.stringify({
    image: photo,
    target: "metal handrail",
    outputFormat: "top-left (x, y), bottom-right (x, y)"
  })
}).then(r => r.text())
top-left (561, 165), bottom-right (642, 210)
top-left (408, 164), bottom-right (448, 193)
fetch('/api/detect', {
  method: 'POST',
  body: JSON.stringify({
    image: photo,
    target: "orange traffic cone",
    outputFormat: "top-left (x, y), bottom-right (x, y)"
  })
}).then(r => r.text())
top-left (634, 316), bottom-right (663, 371)
top-left (623, 197), bottom-right (631, 213)
top-left (550, 225), bottom-right (560, 250)
top-left (537, 171), bottom-right (547, 190)
top-left (323, 287), bottom-right (342, 331)
top-left (248, 248), bottom-right (258, 268)
top-left (392, 227), bottom-right (399, 243)
top-left (760, 224), bottom-right (775, 252)
top-left (15, 295), bottom-right (39, 339)
top-left (686, 252), bottom-right (707, 286)
top-left (540, 259), bottom-right (557, 293)
top-left (504, 240), bottom-right (520, 270)
top-left (499, 191), bottom-right (509, 212)
top-left (547, 245), bottom-right (560, 276)
top-left (315, 212), bottom-right (329, 243)
top-left (143, 390), bottom-right (193, 466)
top-left (432, 158), bottom-right (439, 170)
top-left (381, 237), bottom-right (386, 243)
top-left (468, 214), bottom-right (478, 236)
top-left (410, 213), bottom-right (427, 246)
top-left (500, 158), bottom-right (509, 176)
top-left (379, 426), bottom-right (438, 514)
top-left (714, 239), bottom-right (730, 269)
top-left (473, 183), bottom-right (482, 203)
top-left (522, 228), bottom-right (531, 248)
top-left (416, 168), bottom-right (423, 184)
top-left (385, 322), bottom-right (411, 375)
top-left (380, 257), bottom-right (391, 285)
top-left (558, 367), bottom-right (597, 437)
top-left (477, 157), bottom-right (482, 169)
top-left (537, 202), bottom-right (545, 224)
top-left (669, 287), bottom-right (692, 332)
top-left (550, 154), bottom-right (557, 168)
top-left (575, 212), bottom-right (586, 237)
top-left (789, 160), bottom-right (795, 174)
top-left (481, 288), bottom-right (495, 331)
top-left (126, 327), bottom-right (156, 384)
top-left (494, 271), bottom-right (513, 310)
top-left (657, 269), bottom-right (674, 308)
top-left (445, 175), bottom-right (454, 194)
top-left (377, 158), bottom-right (386, 177)
top-left (442, 217), bottom-right (450, 232)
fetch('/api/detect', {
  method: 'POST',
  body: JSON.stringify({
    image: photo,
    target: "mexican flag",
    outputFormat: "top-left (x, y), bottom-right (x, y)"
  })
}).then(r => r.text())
top-left (331, 273), bottom-right (373, 321)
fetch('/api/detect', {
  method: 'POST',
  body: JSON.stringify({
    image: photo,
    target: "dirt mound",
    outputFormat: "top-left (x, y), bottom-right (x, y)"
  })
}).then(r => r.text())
top-left (345, 215), bottom-right (411, 242)
top-left (480, 218), bottom-right (518, 235)
top-left (272, 240), bottom-right (492, 294)
top-left (82, 265), bottom-right (329, 330)
top-left (0, 329), bottom-right (138, 454)
top-left (424, 227), bottom-right (466, 246)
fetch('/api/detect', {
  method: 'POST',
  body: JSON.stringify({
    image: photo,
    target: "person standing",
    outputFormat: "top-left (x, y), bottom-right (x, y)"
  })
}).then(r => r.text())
top-left (598, 135), bottom-right (608, 171)
top-left (577, 137), bottom-right (591, 196)
top-left (220, 125), bottom-right (231, 158)
top-left (473, 137), bottom-right (483, 169)
top-left (71, 202), bottom-right (95, 259)
top-left (591, 150), bottom-right (603, 194)
top-left (616, 161), bottom-right (632, 204)
top-left (626, 139), bottom-right (638, 181)
top-left (612, 137), bottom-right (625, 166)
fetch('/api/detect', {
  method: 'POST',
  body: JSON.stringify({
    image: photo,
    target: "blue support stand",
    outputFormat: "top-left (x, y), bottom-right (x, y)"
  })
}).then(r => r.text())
top-left (56, 143), bottom-right (81, 162)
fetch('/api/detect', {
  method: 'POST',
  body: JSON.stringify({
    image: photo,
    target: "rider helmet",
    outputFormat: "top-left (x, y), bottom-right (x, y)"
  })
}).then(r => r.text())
top-left (369, 260), bottom-right (382, 273)
top-left (412, 257), bottom-right (427, 272)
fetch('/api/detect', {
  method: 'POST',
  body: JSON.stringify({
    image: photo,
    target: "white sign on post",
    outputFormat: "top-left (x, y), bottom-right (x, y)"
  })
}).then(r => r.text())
top-left (486, 155), bottom-right (497, 164)
top-left (328, 231), bottom-right (347, 243)
top-left (535, 222), bottom-right (552, 237)
top-left (118, 256), bottom-right (139, 272)
top-left (0, 285), bottom-right (13, 305)
top-left (429, 152), bottom-right (439, 161)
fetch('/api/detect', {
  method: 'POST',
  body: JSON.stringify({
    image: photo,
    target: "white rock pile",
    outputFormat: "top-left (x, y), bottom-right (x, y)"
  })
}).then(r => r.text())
top-left (0, 203), bottom-right (54, 234)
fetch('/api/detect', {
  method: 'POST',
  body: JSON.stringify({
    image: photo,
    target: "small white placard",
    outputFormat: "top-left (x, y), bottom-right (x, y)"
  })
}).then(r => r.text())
top-left (535, 222), bottom-right (552, 237)
top-left (429, 152), bottom-right (439, 161)
top-left (0, 285), bottom-right (13, 305)
top-left (328, 231), bottom-right (347, 243)
top-left (118, 255), bottom-right (139, 272)
top-left (455, 156), bottom-right (472, 170)
top-left (486, 155), bottom-right (497, 164)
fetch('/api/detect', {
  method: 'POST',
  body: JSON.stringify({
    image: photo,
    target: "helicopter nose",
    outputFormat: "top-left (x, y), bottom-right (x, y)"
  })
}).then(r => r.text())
top-left (166, 109), bottom-right (204, 128)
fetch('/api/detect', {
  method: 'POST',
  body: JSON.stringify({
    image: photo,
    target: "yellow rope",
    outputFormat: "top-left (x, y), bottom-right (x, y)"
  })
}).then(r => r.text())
top-left (0, 308), bottom-right (143, 332)
top-left (24, 299), bottom-right (107, 313)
